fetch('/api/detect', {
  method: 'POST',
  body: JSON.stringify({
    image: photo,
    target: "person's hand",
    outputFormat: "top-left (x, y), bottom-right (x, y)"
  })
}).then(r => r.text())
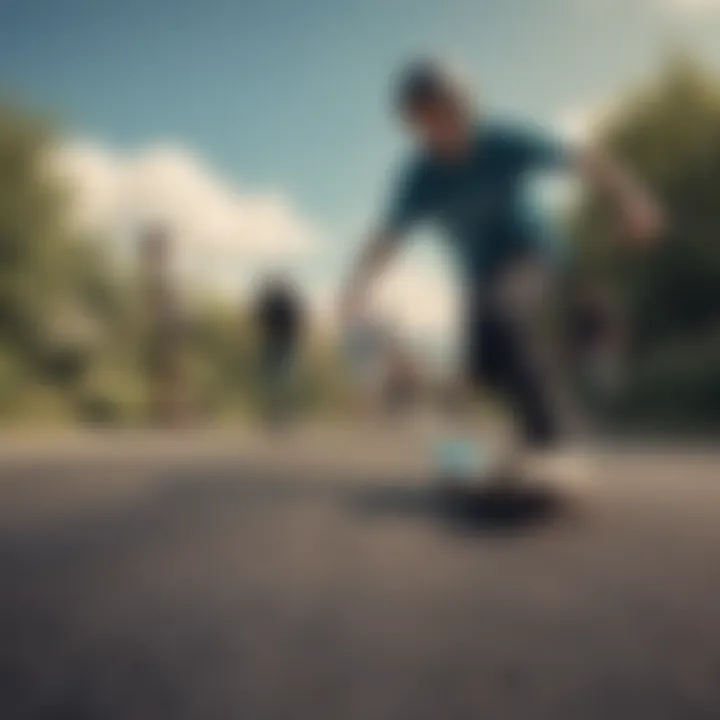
top-left (618, 193), bottom-right (665, 250)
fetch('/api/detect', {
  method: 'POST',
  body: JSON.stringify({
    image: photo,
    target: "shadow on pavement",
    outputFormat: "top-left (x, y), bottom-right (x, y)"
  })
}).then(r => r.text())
top-left (346, 479), bottom-right (577, 534)
top-left (155, 465), bottom-right (578, 535)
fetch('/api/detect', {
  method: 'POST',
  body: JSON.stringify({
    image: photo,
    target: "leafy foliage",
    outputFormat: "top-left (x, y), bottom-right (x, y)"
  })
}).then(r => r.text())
top-left (575, 54), bottom-right (720, 429)
top-left (0, 103), bottom-right (346, 426)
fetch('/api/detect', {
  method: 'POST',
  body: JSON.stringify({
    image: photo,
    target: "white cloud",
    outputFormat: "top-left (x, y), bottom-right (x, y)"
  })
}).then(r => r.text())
top-left (311, 250), bottom-right (460, 349)
top-left (557, 106), bottom-right (594, 143)
top-left (51, 141), bottom-right (317, 267)
top-left (372, 260), bottom-right (460, 341)
top-left (556, 99), bottom-right (614, 143)
top-left (664, 0), bottom-right (720, 13)
top-left (50, 139), bottom-right (461, 348)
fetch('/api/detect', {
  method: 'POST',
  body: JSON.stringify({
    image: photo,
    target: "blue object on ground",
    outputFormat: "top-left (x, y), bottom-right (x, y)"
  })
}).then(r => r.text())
top-left (435, 438), bottom-right (489, 480)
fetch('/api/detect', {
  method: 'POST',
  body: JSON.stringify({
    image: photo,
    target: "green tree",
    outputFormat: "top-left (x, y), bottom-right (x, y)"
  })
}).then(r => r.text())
top-left (575, 54), bottom-right (720, 430)
top-left (0, 102), bottom-right (350, 427)
top-left (0, 104), bottom-right (139, 423)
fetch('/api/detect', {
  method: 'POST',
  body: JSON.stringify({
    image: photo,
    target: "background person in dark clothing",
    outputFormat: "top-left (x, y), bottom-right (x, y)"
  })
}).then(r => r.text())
top-left (254, 275), bottom-right (305, 426)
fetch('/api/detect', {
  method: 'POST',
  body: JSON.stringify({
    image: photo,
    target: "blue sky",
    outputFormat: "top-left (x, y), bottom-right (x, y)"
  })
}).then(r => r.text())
top-left (2, 0), bottom-right (720, 335)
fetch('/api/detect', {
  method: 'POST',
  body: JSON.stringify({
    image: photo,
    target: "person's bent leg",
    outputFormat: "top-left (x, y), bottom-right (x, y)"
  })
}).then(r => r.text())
top-left (486, 304), bottom-right (595, 484)
top-left (479, 307), bottom-right (562, 449)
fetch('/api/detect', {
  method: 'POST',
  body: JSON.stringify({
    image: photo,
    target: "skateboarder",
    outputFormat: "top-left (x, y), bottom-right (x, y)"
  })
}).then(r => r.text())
top-left (340, 59), bottom-right (663, 478)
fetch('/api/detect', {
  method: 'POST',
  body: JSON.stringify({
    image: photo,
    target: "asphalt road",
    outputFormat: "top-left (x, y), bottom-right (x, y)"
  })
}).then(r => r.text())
top-left (1, 430), bottom-right (719, 719)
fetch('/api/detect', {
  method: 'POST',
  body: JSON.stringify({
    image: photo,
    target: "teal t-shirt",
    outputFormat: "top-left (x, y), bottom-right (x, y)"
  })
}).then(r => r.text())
top-left (383, 120), bottom-right (572, 284)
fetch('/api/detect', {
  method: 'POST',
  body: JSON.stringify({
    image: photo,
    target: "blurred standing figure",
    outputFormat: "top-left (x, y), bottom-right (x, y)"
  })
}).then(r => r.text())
top-left (254, 275), bottom-right (305, 426)
top-left (139, 226), bottom-right (188, 427)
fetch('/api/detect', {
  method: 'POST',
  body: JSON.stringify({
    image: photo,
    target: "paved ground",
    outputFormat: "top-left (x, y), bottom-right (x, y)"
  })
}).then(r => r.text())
top-left (1, 429), bottom-right (719, 719)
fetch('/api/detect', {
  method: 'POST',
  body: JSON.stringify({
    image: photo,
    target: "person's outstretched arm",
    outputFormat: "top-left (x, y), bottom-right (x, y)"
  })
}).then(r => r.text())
top-left (340, 155), bottom-right (427, 326)
top-left (339, 230), bottom-right (398, 326)
top-left (574, 146), bottom-right (664, 248)
top-left (510, 123), bottom-right (664, 247)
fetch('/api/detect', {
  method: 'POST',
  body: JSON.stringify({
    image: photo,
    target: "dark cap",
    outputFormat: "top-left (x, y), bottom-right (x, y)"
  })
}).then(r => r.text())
top-left (394, 58), bottom-right (472, 114)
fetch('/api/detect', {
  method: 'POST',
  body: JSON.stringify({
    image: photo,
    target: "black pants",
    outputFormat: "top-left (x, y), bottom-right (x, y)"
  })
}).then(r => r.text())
top-left (464, 300), bottom-right (561, 448)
